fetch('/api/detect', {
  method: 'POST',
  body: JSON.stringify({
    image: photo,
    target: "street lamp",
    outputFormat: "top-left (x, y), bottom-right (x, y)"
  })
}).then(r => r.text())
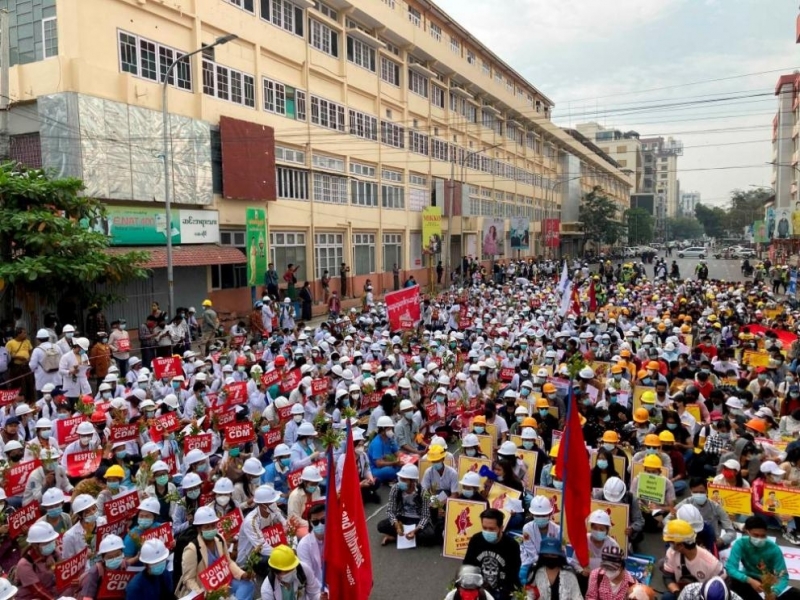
top-left (162, 33), bottom-right (238, 316)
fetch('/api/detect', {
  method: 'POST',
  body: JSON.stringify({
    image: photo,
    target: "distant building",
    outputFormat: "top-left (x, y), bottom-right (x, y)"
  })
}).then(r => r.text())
top-left (772, 73), bottom-right (799, 209)
top-left (575, 122), bottom-right (644, 193)
top-left (639, 137), bottom-right (683, 218)
top-left (680, 192), bottom-right (701, 216)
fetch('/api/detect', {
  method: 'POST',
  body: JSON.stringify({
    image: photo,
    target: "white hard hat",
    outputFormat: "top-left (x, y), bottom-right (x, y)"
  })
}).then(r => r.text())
top-left (184, 449), bottom-right (206, 466)
top-left (273, 443), bottom-right (291, 458)
top-left (36, 329), bottom-right (49, 339)
top-left (137, 497), bottom-right (161, 515)
top-left (41, 383), bottom-right (56, 394)
top-left (162, 394), bottom-right (179, 409)
top-left (529, 495), bottom-right (554, 516)
top-left (74, 337), bottom-right (90, 351)
top-left (139, 539), bottom-right (169, 565)
top-left (290, 403), bottom-right (305, 415)
top-left (398, 464), bottom-right (419, 480)
top-left (193, 506), bottom-right (219, 526)
top-left (399, 400), bottom-right (414, 412)
top-left (352, 428), bottom-right (365, 442)
top-left (35, 418), bottom-right (53, 430)
top-left (3, 441), bottom-right (21, 453)
top-left (150, 460), bottom-right (169, 474)
top-left (579, 367), bottom-right (595, 379)
top-left (72, 494), bottom-right (97, 515)
top-left (603, 477), bottom-right (627, 503)
top-left (27, 521), bottom-right (59, 544)
top-left (398, 377), bottom-right (411, 389)
top-left (41, 488), bottom-right (65, 506)
top-left (377, 416), bottom-right (394, 429)
top-left (213, 477), bottom-right (234, 494)
top-left (588, 509), bottom-right (611, 527)
top-left (301, 466), bottom-right (323, 483)
top-left (14, 404), bottom-right (32, 417)
top-left (297, 422), bottom-right (317, 437)
top-left (521, 427), bottom-right (537, 440)
top-left (181, 473), bottom-right (202, 490)
top-left (676, 504), bottom-right (704, 533)
top-left (62, 324), bottom-right (75, 333)
top-left (76, 421), bottom-right (95, 436)
top-left (243, 457), bottom-right (265, 477)
top-left (462, 433), bottom-right (479, 448)
top-left (254, 485), bottom-right (282, 504)
top-left (98, 534), bottom-right (125, 555)
top-left (460, 472), bottom-right (481, 488)
top-left (0, 577), bottom-right (16, 600)
top-left (498, 441), bottom-right (518, 457)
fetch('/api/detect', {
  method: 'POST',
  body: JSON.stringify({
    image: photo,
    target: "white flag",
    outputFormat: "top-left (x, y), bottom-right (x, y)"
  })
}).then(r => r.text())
top-left (557, 261), bottom-right (569, 295)
top-left (559, 281), bottom-right (573, 317)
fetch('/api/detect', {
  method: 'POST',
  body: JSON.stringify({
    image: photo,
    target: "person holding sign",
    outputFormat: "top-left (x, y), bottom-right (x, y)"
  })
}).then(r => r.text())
top-left (631, 454), bottom-right (676, 532)
top-left (21, 445), bottom-right (72, 507)
top-left (660, 519), bottom-right (724, 600)
top-left (236, 484), bottom-right (287, 576)
top-left (61, 494), bottom-right (106, 561)
top-left (124, 539), bottom-right (173, 599)
top-left (174, 506), bottom-right (254, 600)
top-left (79, 534), bottom-right (127, 600)
top-left (569, 509), bottom-right (621, 577)
top-left (122, 497), bottom-right (165, 563)
top-left (107, 320), bottom-right (131, 378)
top-left (14, 521), bottom-right (67, 600)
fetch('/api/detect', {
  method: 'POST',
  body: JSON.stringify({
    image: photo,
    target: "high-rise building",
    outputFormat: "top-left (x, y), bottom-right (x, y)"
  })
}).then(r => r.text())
top-left (0, 0), bottom-right (630, 317)
top-left (772, 72), bottom-right (799, 209)
top-left (680, 192), bottom-right (701, 216)
top-left (575, 122), bottom-right (643, 193)
top-left (639, 136), bottom-right (683, 218)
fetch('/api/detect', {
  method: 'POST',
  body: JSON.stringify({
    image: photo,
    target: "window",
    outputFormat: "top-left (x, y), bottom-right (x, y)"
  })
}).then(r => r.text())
top-left (409, 188), bottom-right (428, 211)
top-left (213, 231), bottom-right (248, 289)
top-left (277, 167), bottom-right (310, 200)
top-left (270, 232), bottom-right (307, 280)
top-left (261, 0), bottom-right (304, 36)
top-left (353, 233), bottom-right (376, 275)
top-left (42, 17), bottom-right (58, 59)
top-left (384, 233), bottom-right (403, 269)
top-left (409, 70), bottom-right (428, 98)
top-left (431, 138), bottom-right (448, 161)
top-left (226, 0), bottom-right (255, 12)
top-left (275, 146), bottom-right (306, 165)
top-left (202, 59), bottom-right (255, 107)
top-left (430, 23), bottom-right (441, 42)
top-left (450, 36), bottom-right (460, 55)
top-left (263, 78), bottom-right (306, 119)
top-left (408, 7), bottom-right (421, 27)
top-left (314, 233), bottom-right (343, 279)
top-left (309, 19), bottom-right (339, 56)
top-left (495, 71), bottom-right (503, 85)
top-left (347, 36), bottom-right (376, 71)
top-left (482, 60), bottom-right (491, 77)
top-left (118, 31), bottom-right (192, 91)
top-left (382, 169), bottom-right (403, 182)
top-left (409, 131), bottom-right (429, 156)
top-left (380, 56), bottom-right (400, 86)
top-left (382, 0), bottom-right (395, 7)
top-left (382, 184), bottom-right (405, 209)
top-left (351, 180), bottom-right (378, 207)
top-left (313, 173), bottom-right (348, 204)
top-left (350, 162), bottom-right (376, 178)
top-left (348, 109), bottom-right (378, 141)
top-left (381, 121), bottom-right (405, 149)
top-left (431, 85), bottom-right (445, 109)
top-left (312, 154), bottom-right (345, 172)
top-left (310, 96), bottom-right (346, 131)
top-left (313, 0), bottom-right (338, 20)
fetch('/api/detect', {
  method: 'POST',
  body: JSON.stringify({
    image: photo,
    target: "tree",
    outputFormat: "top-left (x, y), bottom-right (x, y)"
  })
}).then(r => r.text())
top-left (726, 188), bottom-right (771, 233)
top-left (579, 186), bottom-right (626, 248)
top-left (694, 203), bottom-right (727, 239)
top-left (0, 163), bottom-right (149, 309)
top-left (625, 208), bottom-right (654, 245)
top-left (665, 216), bottom-right (704, 241)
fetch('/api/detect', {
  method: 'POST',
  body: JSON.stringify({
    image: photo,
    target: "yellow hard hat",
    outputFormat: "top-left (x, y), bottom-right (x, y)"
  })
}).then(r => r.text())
top-left (658, 430), bottom-right (675, 444)
top-left (663, 519), bottom-right (696, 543)
top-left (536, 398), bottom-right (551, 409)
top-left (641, 390), bottom-right (657, 404)
top-left (644, 434), bottom-right (662, 447)
top-left (610, 364), bottom-right (624, 374)
top-left (633, 408), bottom-right (650, 423)
top-left (268, 545), bottom-right (300, 571)
top-left (105, 465), bottom-right (125, 479)
top-left (543, 383), bottom-right (557, 394)
top-left (202, 299), bottom-right (213, 307)
top-left (522, 417), bottom-right (538, 428)
top-left (427, 445), bottom-right (446, 462)
top-left (642, 454), bottom-right (663, 469)
top-left (602, 430), bottom-right (620, 444)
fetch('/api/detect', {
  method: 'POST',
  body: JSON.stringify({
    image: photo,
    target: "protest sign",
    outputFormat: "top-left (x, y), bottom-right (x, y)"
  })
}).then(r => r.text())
top-left (8, 501), bottom-right (38, 538)
top-left (708, 483), bottom-right (752, 515)
top-left (4, 460), bottom-right (41, 497)
top-left (109, 423), bottom-right (139, 445)
top-left (287, 458), bottom-right (327, 489)
top-left (55, 546), bottom-right (88, 591)
top-left (763, 485), bottom-right (800, 517)
top-left (153, 357), bottom-right (182, 380)
top-left (636, 473), bottom-right (667, 504)
top-left (104, 490), bottom-right (139, 523)
top-left (443, 498), bottom-right (485, 559)
top-left (199, 557), bottom-right (233, 591)
top-left (224, 421), bottom-right (256, 445)
top-left (183, 433), bottom-right (213, 454)
top-left (56, 416), bottom-right (85, 445)
top-left (65, 449), bottom-right (102, 478)
top-left (97, 569), bottom-right (138, 600)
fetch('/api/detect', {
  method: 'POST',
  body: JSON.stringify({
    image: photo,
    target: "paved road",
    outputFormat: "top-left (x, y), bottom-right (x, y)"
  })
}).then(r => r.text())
top-left (617, 254), bottom-right (750, 283)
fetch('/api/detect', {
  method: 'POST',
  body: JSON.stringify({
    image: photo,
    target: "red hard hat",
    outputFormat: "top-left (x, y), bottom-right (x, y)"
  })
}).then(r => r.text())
top-left (236, 356), bottom-right (247, 366)
top-left (90, 410), bottom-right (106, 423)
top-left (274, 356), bottom-right (286, 367)
top-left (81, 394), bottom-right (94, 404)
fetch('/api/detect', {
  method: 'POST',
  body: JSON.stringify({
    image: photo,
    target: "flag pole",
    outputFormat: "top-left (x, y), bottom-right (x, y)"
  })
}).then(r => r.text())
top-left (321, 425), bottom-right (342, 591)
top-left (558, 380), bottom-right (573, 547)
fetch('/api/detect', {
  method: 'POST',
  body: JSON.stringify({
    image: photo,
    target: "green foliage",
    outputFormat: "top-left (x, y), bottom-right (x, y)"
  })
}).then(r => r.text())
top-left (694, 203), bottom-right (728, 239)
top-left (625, 208), bottom-right (654, 245)
top-left (0, 163), bottom-right (148, 303)
top-left (693, 189), bottom-right (771, 239)
top-left (665, 217), bottom-right (704, 241)
top-left (579, 186), bottom-right (626, 247)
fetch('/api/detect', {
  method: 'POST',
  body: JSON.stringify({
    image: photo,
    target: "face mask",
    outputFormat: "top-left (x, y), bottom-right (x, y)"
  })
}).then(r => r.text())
top-left (355, 446), bottom-right (365, 455)
top-left (602, 443), bottom-right (615, 452)
top-left (107, 481), bottom-right (120, 492)
top-left (539, 409), bottom-right (549, 417)
top-left (102, 392), bottom-right (112, 400)
top-left (465, 448), bottom-right (476, 457)
top-left (482, 530), bottom-right (498, 543)
top-left (462, 489), bottom-right (474, 498)
top-left (187, 488), bottom-right (201, 500)
top-left (305, 485), bottom-right (318, 494)
top-left (597, 459), bottom-right (609, 470)
top-left (138, 517), bottom-right (153, 529)
top-left (47, 507), bottom-right (62, 519)
top-left (229, 448), bottom-right (240, 458)
top-left (397, 481), bottom-right (409, 492)
top-left (750, 536), bottom-right (767, 548)
top-left (39, 430), bottom-right (51, 440)
top-left (155, 475), bottom-right (169, 487)
top-left (313, 523), bottom-right (325, 537)
top-left (149, 560), bottom-right (167, 576)
top-left (692, 492), bottom-right (708, 505)
top-left (646, 448), bottom-right (658, 456)
top-left (534, 518), bottom-right (552, 529)
top-left (105, 556), bottom-right (124, 570)
top-left (434, 462), bottom-right (444, 472)
top-left (473, 426), bottom-right (485, 434)
top-left (65, 333), bottom-right (74, 340)
top-left (215, 495), bottom-right (231, 506)
top-left (603, 568), bottom-right (621, 580)
top-left (667, 423), bottom-right (677, 430)
top-left (202, 529), bottom-right (217, 541)
top-left (280, 458), bottom-right (291, 467)
top-left (553, 480), bottom-right (563, 490)
top-left (591, 530), bottom-right (607, 542)
top-left (404, 412), bottom-right (413, 421)
top-left (385, 430), bottom-right (395, 439)
top-left (293, 415), bottom-right (303, 423)
top-left (84, 512), bottom-right (98, 524)
top-left (80, 436), bottom-right (92, 446)
top-left (40, 541), bottom-right (56, 556)
top-left (115, 451), bottom-right (127, 460)
top-left (522, 441), bottom-right (535, 450)
top-left (521, 388), bottom-right (531, 397)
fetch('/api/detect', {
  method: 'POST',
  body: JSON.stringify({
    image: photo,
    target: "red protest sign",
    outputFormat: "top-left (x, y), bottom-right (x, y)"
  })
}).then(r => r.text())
top-left (96, 520), bottom-right (130, 551)
top-left (183, 433), bottom-right (213, 454)
top-left (224, 421), bottom-right (255, 445)
top-left (261, 370), bottom-right (280, 388)
top-left (198, 556), bottom-right (233, 592)
top-left (116, 338), bottom-right (131, 353)
top-left (276, 404), bottom-right (294, 422)
top-left (149, 412), bottom-right (180, 443)
top-left (216, 508), bottom-right (243, 539)
top-left (0, 390), bottom-right (20, 407)
top-left (152, 356), bottom-right (182, 380)
top-left (500, 367), bottom-right (515, 382)
top-left (385, 285), bottom-right (420, 331)
top-left (215, 409), bottom-right (237, 429)
top-left (141, 522), bottom-right (174, 548)
top-left (311, 378), bottom-right (328, 395)
top-left (225, 381), bottom-right (248, 404)
top-left (262, 427), bottom-right (282, 449)
top-left (287, 458), bottom-right (327, 489)
top-left (424, 403), bottom-right (437, 422)
top-left (108, 423), bottom-right (139, 445)
top-left (280, 368), bottom-right (301, 394)
top-left (56, 415), bottom-right (84, 445)
top-left (97, 570), bottom-right (137, 600)
top-left (55, 546), bottom-right (88, 591)
top-left (398, 453), bottom-right (419, 465)
top-left (261, 523), bottom-right (288, 547)
top-left (65, 449), bottom-right (102, 478)
top-left (164, 453), bottom-right (178, 476)
top-left (4, 460), bottom-right (41, 497)
top-left (362, 392), bottom-right (382, 411)
top-left (8, 500), bottom-right (38, 538)
top-left (103, 489), bottom-right (139, 523)
top-left (458, 317), bottom-right (471, 330)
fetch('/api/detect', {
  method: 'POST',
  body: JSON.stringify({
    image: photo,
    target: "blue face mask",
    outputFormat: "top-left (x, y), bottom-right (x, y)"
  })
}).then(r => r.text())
top-left (596, 459), bottom-right (609, 470)
top-left (187, 489), bottom-right (201, 500)
top-left (280, 458), bottom-right (291, 467)
top-left (474, 426), bottom-right (485, 434)
top-left (692, 493), bottom-right (708, 506)
top-left (305, 485), bottom-right (317, 494)
top-left (105, 556), bottom-right (124, 570)
top-left (434, 462), bottom-right (444, 472)
top-left (107, 481), bottom-right (120, 492)
top-left (667, 423), bottom-right (678, 430)
top-left (534, 517), bottom-right (550, 528)
top-left (397, 481), bottom-right (409, 492)
top-left (229, 448), bottom-right (240, 458)
top-left (115, 451), bottom-right (127, 460)
top-left (522, 441), bottom-right (535, 450)
top-left (196, 463), bottom-right (209, 473)
top-left (47, 507), bottom-right (62, 519)
top-left (138, 517), bottom-right (154, 529)
top-left (40, 541), bottom-right (56, 556)
top-left (482, 530), bottom-right (498, 543)
top-left (591, 530), bottom-right (607, 542)
top-left (202, 529), bottom-right (217, 541)
top-left (462, 489), bottom-right (474, 498)
top-left (313, 523), bottom-right (325, 537)
top-left (539, 409), bottom-right (549, 417)
top-left (149, 561), bottom-right (167, 576)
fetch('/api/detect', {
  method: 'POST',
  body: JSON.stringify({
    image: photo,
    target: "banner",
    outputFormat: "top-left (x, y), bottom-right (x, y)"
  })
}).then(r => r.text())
top-left (774, 207), bottom-right (793, 239)
top-left (141, 522), bottom-right (174, 548)
top-left (261, 370), bottom-right (281, 388)
top-left (216, 508), bottom-right (244, 539)
top-left (287, 458), bottom-right (328, 489)
top-left (65, 449), bottom-right (102, 478)
top-left (224, 421), bottom-right (256, 445)
top-left (109, 423), bottom-right (139, 445)
top-left (149, 411), bottom-right (180, 443)
top-left (385, 285), bottom-right (421, 331)
top-left (280, 368), bottom-right (302, 394)
top-left (183, 433), bottom-right (213, 454)
top-left (510, 216), bottom-right (530, 251)
top-left (56, 416), bottom-right (85, 445)
top-left (104, 207), bottom-right (219, 246)
top-left (482, 218), bottom-right (505, 256)
top-left (8, 500), bottom-right (38, 539)
top-left (224, 381), bottom-right (248, 404)
top-left (487, 482), bottom-right (522, 527)
top-left (635, 473), bottom-right (667, 504)
top-left (743, 350), bottom-right (771, 368)
top-left (199, 556), bottom-right (233, 591)
top-left (422, 206), bottom-right (442, 255)
top-left (4, 460), bottom-right (41, 497)
top-left (753, 220), bottom-right (768, 244)
top-left (104, 490), bottom-right (139, 523)
top-left (442, 498), bottom-right (486, 559)
top-left (516, 449), bottom-right (539, 491)
top-left (708, 483), bottom-right (751, 515)
top-left (763, 485), bottom-right (800, 517)
top-left (543, 218), bottom-right (561, 248)
top-left (261, 523), bottom-right (288, 547)
top-left (246, 207), bottom-right (268, 287)
top-left (152, 357), bottom-right (183, 380)
top-left (97, 570), bottom-right (138, 600)
top-left (55, 546), bottom-right (89, 591)
top-left (0, 389), bottom-right (20, 407)
top-left (311, 379), bottom-right (328, 395)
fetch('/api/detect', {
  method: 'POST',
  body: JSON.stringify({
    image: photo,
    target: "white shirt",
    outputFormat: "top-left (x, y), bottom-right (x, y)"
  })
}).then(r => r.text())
top-left (296, 532), bottom-right (324, 583)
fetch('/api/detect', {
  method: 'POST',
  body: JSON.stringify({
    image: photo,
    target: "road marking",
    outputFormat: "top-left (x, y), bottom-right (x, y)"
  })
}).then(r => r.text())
top-left (366, 503), bottom-right (387, 521)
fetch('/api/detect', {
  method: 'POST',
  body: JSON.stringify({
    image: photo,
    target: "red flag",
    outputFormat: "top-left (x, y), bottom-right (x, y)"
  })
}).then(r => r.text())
top-left (324, 430), bottom-right (373, 600)
top-left (570, 286), bottom-right (581, 316)
top-left (588, 279), bottom-right (597, 313)
top-left (556, 390), bottom-right (591, 567)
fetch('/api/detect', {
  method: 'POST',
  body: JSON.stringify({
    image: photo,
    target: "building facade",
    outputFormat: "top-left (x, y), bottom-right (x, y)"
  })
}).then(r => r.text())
top-left (639, 136), bottom-right (682, 219)
top-left (2, 0), bottom-right (630, 318)
top-left (772, 72), bottom-right (799, 210)
top-left (575, 122), bottom-right (643, 193)
top-left (679, 191), bottom-right (701, 216)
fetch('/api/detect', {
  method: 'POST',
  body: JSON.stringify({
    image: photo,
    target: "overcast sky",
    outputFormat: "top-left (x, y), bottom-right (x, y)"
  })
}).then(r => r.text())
top-left (437, 0), bottom-right (799, 208)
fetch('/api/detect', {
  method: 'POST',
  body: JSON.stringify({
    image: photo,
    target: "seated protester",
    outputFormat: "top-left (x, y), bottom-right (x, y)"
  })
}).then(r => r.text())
top-left (172, 473), bottom-right (204, 536)
top-left (368, 416), bottom-right (402, 484)
top-left (598, 430), bottom-right (630, 485)
top-left (524, 536), bottom-right (582, 600)
top-left (287, 466), bottom-right (323, 529)
top-left (15, 522), bottom-right (73, 600)
top-left (667, 478), bottom-right (735, 550)
top-left (779, 445), bottom-right (800, 544)
top-left (660, 519), bottom-right (724, 600)
top-left (657, 430), bottom-right (688, 496)
top-left (489, 459), bottom-right (526, 531)
top-left (569, 509), bottom-right (621, 578)
top-left (236, 485), bottom-right (287, 576)
top-left (455, 472), bottom-right (489, 505)
top-left (376, 464), bottom-right (437, 547)
top-left (20, 445), bottom-right (72, 507)
top-left (144, 460), bottom-right (178, 524)
top-left (631, 433), bottom-right (673, 478)
top-left (124, 539), bottom-right (173, 599)
top-left (421, 444), bottom-right (459, 536)
top-left (97, 465), bottom-right (127, 518)
top-left (591, 447), bottom-right (622, 489)
top-left (123, 497), bottom-right (164, 562)
top-left (656, 410), bottom-right (693, 455)
top-left (335, 428), bottom-right (379, 503)
top-left (497, 440), bottom-right (528, 486)
top-left (296, 504), bottom-right (325, 583)
top-left (174, 506), bottom-right (254, 600)
top-left (725, 515), bottom-right (800, 600)
top-left (519, 495), bottom-right (561, 584)
top-left (234, 457), bottom-right (267, 511)
top-left (539, 444), bottom-right (560, 489)
top-left (712, 458), bottom-right (750, 489)
top-left (211, 477), bottom-right (238, 517)
top-left (263, 443), bottom-right (292, 501)
top-left (630, 454), bottom-right (676, 532)
top-left (592, 477), bottom-right (645, 552)
top-left (718, 439), bottom-right (759, 484)
top-left (34, 488), bottom-right (72, 537)
top-left (464, 509), bottom-right (522, 600)
top-left (444, 565), bottom-right (494, 600)
top-left (676, 576), bottom-right (745, 600)
top-left (62, 494), bottom-right (106, 561)
top-left (289, 422), bottom-right (321, 471)
top-left (700, 412), bottom-right (735, 473)
top-left (585, 546), bottom-right (636, 600)
top-left (260, 544), bottom-right (322, 600)
top-left (677, 503), bottom-right (720, 557)
top-left (461, 433), bottom-right (489, 459)
top-left (81, 534), bottom-right (127, 600)
top-left (751, 460), bottom-right (799, 541)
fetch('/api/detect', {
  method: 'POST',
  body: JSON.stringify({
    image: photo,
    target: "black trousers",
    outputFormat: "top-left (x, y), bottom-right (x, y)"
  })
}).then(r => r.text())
top-left (376, 516), bottom-right (438, 546)
top-left (729, 577), bottom-right (800, 600)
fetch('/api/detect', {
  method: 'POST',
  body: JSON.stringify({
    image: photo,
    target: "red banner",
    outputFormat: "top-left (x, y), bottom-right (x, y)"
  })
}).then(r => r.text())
top-left (65, 449), bottom-right (102, 478)
top-left (385, 285), bottom-right (421, 331)
top-left (183, 433), bottom-right (213, 454)
top-left (280, 368), bottom-right (301, 394)
top-left (224, 421), bottom-right (255, 445)
top-left (262, 427), bottom-right (283, 449)
top-left (362, 392), bottom-right (381, 411)
top-left (8, 501), bottom-right (38, 538)
top-left (543, 218), bottom-right (561, 248)
top-left (276, 404), bottom-right (294, 422)
top-left (116, 338), bottom-right (131, 353)
top-left (199, 556), bottom-right (233, 591)
top-left (149, 411), bottom-right (180, 443)
top-left (97, 570), bottom-right (137, 600)
top-left (152, 357), bottom-right (182, 380)
top-left (214, 409), bottom-right (237, 429)
top-left (0, 389), bottom-right (20, 407)
top-left (224, 381), bottom-right (248, 404)
top-left (141, 522), bottom-right (174, 548)
top-left (216, 508), bottom-right (244, 539)
top-left (96, 520), bottom-right (130, 551)
top-left (287, 458), bottom-right (327, 489)
top-left (311, 378), bottom-right (328, 395)
top-left (500, 367), bottom-right (515, 382)
top-left (108, 423), bottom-right (139, 445)
top-left (56, 415), bottom-right (84, 445)
top-left (164, 453), bottom-right (178, 476)
top-left (261, 370), bottom-right (280, 388)
top-left (261, 523), bottom-right (288, 547)
top-left (55, 546), bottom-right (88, 591)
top-left (4, 460), bottom-right (41, 497)
top-left (104, 490), bottom-right (139, 523)
top-left (458, 317), bottom-right (471, 330)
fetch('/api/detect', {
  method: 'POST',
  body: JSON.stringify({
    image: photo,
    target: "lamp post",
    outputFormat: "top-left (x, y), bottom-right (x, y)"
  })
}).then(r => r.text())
top-left (162, 33), bottom-right (238, 316)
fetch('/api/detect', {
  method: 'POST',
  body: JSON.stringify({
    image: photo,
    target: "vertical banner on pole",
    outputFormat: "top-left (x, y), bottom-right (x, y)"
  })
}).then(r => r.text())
top-left (246, 207), bottom-right (268, 302)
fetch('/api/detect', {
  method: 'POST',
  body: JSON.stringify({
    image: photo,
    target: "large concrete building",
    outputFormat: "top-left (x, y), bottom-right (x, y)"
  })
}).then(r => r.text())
top-left (0, 0), bottom-right (630, 319)
top-left (575, 122), bottom-right (643, 193)
top-left (639, 136), bottom-right (683, 218)
top-left (680, 191), bottom-right (701, 216)
top-left (772, 72), bottom-right (799, 209)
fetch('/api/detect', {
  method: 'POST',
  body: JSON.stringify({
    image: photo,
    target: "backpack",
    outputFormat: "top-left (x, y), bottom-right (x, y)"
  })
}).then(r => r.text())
top-left (41, 344), bottom-right (61, 373)
top-left (171, 526), bottom-right (200, 594)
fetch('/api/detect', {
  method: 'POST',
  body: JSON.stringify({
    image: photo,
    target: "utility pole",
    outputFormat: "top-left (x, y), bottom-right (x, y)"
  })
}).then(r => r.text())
top-left (0, 10), bottom-right (10, 161)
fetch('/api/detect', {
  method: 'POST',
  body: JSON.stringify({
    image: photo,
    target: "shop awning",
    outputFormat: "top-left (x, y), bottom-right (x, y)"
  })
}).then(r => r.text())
top-left (106, 244), bottom-right (246, 269)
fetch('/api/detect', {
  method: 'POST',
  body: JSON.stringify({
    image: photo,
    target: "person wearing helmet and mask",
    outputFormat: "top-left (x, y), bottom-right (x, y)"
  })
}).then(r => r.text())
top-left (174, 506), bottom-right (254, 600)
top-left (631, 454), bottom-right (676, 531)
top-left (125, 539), bottom-right (172, 598)
top-left (295, 503), bottom-right (326, 584)
top-left (668, 478), bottom-right (736, 550)
top-left (80, 534), bottom-right (127, 600)
top-left (261, 544), bottom-right (323, 600)
top-left (677, 576), bottom-right (745, 600)
top-left (395, 399), bottom-right (424, 455)
top-left (632, 433), bottom-right (674, 478)
top-left (62, 493), bottom-right (106, 562)
top-left (660, 519), bottom-right (724, 600)
top-left (586, 546), bottom-right (636, 600)
top-left (236, 484), bottom-right (287, 575)
top-left (58, 336), bottom-right (91, 407)
top-left (34, 488), bottom-right (71, 538)
top-left (234, 457), bottom-right (267, 510)
top-left (535, 396), bottom-right (560, 450)
top-left (15, 521), bottom-right (72, 599)
top-left (569, 509), bottom-right (621, 578)
top-left (122, 497), bottom-right (165, 562)
top-left (461, 433), bottom-right (488, 459)
top-left (421, 444), bottom-right (459, 531)
top-left (335, 428), bottom-right (378, 502)
top-left (290, 422), bottom-right (322, 471)
top-left (287, 466), bottom-right (323, 528)
top-left (59, 420), bottom-right (100, 481)
top-left (28, 329), bottom-right (63, 396)
top-left (283, 402), bottom-right (306, 447)
top-left (368, 415), bottom-right (401, 484)
top-left (377, 463), bottom-right (437, 547)
top-left (144, 460), bottom-right (178, 524)
top-left (519, 495), bottom-right (560, 583)
top-left (21, 446), bottom-right (71, 507)
top-left (264, 443), bottom-right (292, 500)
